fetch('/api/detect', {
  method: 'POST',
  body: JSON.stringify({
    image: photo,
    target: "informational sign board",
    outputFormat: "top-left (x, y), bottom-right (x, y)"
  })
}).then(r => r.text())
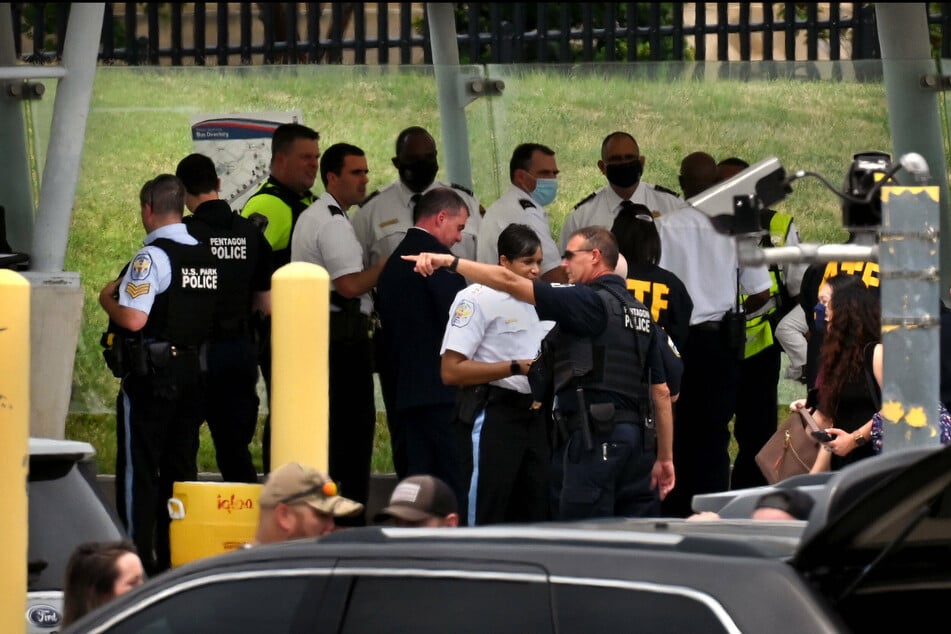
top-left (189, 111), bottom-right (304, 212)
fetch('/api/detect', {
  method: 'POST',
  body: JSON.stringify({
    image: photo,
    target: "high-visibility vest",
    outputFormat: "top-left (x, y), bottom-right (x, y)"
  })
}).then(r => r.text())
top-left (741, 210), bottom-right (793, 359)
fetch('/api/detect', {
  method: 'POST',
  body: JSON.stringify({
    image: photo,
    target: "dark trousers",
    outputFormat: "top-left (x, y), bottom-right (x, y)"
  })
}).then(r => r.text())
top-left (328, 335), bottom-right (376, 527)
top-left (205, 336), bottom-right (260, 483)
top-left (731, 342), bottom-right (781, 490)
top-left (661, 326), bottom-right (740, 518)
top-left (461, 393), bottom-right (550, 526)
top-left (402, 403), bottom-right (464, 506)
top-left (115, 366), bottom-right (203, 576)
top-left (551, 422), bottom-right (658, 520)
top-left (373, 327), bottom-right (406, 478)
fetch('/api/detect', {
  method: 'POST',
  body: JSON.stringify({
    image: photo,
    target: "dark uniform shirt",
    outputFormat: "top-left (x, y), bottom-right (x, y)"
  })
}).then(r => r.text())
top-left (185, 198), bottom-right (272, 339)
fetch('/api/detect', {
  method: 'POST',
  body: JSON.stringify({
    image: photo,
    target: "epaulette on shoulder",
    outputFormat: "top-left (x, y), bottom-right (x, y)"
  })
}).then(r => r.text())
top-left (359, 189), bottom-right (382, 207)
top-left (450, 182), bottom-right (474, 197)
top-left (573, 192), bottom-right (596, 210)
top-left (653, 184), bottom-right (680, 197)
top-left (518, 199), bottom-right (535, 210)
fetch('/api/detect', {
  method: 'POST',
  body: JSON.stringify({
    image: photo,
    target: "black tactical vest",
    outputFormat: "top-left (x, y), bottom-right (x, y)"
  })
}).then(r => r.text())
top-left (551, 281), bottom-right (652, 406)
top-left (143, 238), bottom-right (219, 346)
top-left (185, 201), bottom-right (258, 339)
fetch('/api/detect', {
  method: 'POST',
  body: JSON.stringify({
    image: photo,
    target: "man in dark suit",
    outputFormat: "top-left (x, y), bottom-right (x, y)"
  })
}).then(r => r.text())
top-left (376, 187), bottom-right (470, 501)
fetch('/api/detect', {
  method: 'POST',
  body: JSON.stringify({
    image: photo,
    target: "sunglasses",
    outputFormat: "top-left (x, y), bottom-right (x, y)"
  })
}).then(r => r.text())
top-left (561, 248), bottom-right (594, 261)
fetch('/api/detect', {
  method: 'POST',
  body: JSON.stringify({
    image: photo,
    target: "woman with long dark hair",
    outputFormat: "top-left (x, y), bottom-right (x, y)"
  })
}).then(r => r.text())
top-left (62, 539), bottom-right (144, 627)
top-left (802, 275), bottom-right (881, 471)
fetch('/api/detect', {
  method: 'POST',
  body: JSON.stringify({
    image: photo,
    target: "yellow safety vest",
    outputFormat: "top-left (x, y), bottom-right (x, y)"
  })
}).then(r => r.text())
top-left (741, 211), bottom-right (793, 359)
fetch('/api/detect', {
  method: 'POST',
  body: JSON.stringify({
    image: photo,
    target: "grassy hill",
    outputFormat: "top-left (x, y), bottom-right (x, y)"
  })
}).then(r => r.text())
top-left (58, 61), bottom-right (892, 473)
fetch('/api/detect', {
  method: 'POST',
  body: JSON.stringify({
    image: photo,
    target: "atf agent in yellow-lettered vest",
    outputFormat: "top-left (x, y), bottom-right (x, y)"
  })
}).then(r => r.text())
top-left (741, 210), bottom-right (794, 359)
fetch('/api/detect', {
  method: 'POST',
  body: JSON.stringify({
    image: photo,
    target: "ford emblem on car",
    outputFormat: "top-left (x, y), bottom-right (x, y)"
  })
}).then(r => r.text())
top-left (27, 605), bottom-right (61, 628)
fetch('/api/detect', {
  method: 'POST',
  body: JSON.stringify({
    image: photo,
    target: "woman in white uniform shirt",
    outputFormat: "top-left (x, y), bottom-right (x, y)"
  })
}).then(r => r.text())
top-left (440, 224), bottom-right (555, 526)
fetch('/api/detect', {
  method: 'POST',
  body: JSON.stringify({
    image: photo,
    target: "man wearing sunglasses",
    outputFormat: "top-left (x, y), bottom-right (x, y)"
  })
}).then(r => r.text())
top-left (403, 226), bottom-right (675, 520)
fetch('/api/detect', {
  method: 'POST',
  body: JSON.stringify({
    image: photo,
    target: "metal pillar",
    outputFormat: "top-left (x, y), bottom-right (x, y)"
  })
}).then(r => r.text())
top-left (426, 2), bottom-right (474, 190)
top-left (30, 3), bottom-right (104, 272)
top-left (879, 186), bottom-right (944, 450)
top-left (0, 2), bottom-right (38, 253)
top-left (875, 3), bottom-right (951, 298)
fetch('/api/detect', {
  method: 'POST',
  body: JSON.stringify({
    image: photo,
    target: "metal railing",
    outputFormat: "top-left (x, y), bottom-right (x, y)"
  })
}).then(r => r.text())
top-left (8, 3), bottom-right (950, 66)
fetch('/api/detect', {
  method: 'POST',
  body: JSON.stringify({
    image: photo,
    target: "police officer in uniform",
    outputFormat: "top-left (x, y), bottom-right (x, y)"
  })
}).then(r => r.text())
top-left (560, 131), bottom-right (682, 251)
top-left (351, 126), bottom-right (482, 266)
top-left (98, 174), bottom-right (218, 575)
top-left (716, 157), bottom-right (807, 490)
top-left (405, 226), bottom-right (676, 520)
top-left (441, 224), bottom-right (555, 525)
top-left (290, 143), bottom-right (384, 524)
top-left (176, 153), bottom-right (272, 484)
top-left (351, 126), bottom-right (482, 477)
top-left (240, 122), bottom-right (320, 474)
top-left (477, 143), bottom-right (566, 283)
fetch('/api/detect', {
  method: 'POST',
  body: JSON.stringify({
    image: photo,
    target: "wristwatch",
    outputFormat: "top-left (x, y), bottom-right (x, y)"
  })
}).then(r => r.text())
top-left (510, 360), bottom-right (521, 376)
top-left (853, 432), bottom-right (868, 447)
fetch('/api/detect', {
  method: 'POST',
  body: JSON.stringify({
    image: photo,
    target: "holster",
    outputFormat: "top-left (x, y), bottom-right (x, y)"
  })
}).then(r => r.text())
top-left (454, 384), bottom-right (488, 428)
top-left (330, 292), bottom-right (370, 343)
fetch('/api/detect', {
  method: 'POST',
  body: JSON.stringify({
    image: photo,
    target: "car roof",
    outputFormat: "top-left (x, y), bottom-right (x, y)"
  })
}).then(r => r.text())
top-left (29, 437), bottom-right (96, 461)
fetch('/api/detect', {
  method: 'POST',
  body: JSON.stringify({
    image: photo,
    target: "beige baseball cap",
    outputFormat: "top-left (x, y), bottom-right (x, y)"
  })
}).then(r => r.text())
top-left (259, 462), bottom-right (363, 517)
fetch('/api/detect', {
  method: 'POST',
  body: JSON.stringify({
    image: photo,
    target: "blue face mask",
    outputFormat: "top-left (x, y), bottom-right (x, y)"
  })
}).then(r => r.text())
top-left (813, 302), bottom-right (827, 331)
top-left (530, 178), bottom-right (558, 207)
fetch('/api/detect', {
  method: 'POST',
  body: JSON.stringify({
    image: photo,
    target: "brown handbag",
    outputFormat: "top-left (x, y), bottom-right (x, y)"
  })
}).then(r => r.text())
top-left (755, 408), bottom-right (827, 484)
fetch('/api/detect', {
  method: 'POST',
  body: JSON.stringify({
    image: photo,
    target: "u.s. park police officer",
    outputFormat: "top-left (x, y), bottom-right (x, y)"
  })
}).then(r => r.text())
top-left (176, 153), bottom-right (273, 484)
top-left (99, 174), bottom-right (219, 575)
top-left (404, 225), bottom-right (675, 520)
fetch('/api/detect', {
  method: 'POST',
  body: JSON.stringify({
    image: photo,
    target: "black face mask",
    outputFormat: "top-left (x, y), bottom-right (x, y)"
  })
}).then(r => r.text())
top-left (605, 160), bottom-right (643, 189)
top-left (398, 157), bottom-right (439, 193)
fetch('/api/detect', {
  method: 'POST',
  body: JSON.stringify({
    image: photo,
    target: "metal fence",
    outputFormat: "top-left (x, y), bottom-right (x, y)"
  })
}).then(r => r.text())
top-left (10, 3), bottom-right (951, 66)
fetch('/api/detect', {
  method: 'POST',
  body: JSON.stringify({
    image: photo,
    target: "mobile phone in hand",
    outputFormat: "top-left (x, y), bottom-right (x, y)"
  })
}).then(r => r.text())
top-left (811, 430), bottom-right (835, 443)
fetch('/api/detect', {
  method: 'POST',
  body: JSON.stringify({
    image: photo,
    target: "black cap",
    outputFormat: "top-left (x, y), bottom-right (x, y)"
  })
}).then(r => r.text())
top-left (175, 153), bottom-right (218, 196)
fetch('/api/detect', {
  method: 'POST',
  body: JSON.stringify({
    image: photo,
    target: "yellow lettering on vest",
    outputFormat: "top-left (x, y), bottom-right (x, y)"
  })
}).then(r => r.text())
top-left (652, 283), bottom-right (670, 322)
top-left (627, 279), bottom-right (670, 321)
top-left (627, 279), bottom-right (650, 303)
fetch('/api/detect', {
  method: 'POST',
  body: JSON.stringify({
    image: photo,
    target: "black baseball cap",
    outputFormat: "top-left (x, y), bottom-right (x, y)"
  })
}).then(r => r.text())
top-left (374, 475), bottom-right (458, 523)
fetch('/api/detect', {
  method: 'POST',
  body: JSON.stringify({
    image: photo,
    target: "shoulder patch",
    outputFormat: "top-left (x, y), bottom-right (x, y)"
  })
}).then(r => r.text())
top-left (573, 192), bottom-right (596, 210)
top-left (518, 199), bottom-right (535, 210)
top-left (130, 253), bottom-right (153, 281)
top-left (359, 190), bottom-right (381, 207)
top-left (450, 183), bottom-right (474, 197)
top-left (450, 299), bottom-right (475, 327)
top-left (653, 184), bottom-right (680, 197)
top-left (125, 282), bottom-right (151, 298)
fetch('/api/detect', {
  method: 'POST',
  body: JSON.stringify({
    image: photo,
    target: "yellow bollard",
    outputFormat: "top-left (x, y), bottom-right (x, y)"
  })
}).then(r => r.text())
top-left (270, 262), bottom-right (330, 471)
top-left (0, 270), bottom-right (30, 634)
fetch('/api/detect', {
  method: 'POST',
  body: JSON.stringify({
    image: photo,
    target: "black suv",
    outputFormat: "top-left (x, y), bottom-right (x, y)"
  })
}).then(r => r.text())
top-left (27, 438), bottom-right (126, 633)
top-left (65, 444), bottom-right (951, 633)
